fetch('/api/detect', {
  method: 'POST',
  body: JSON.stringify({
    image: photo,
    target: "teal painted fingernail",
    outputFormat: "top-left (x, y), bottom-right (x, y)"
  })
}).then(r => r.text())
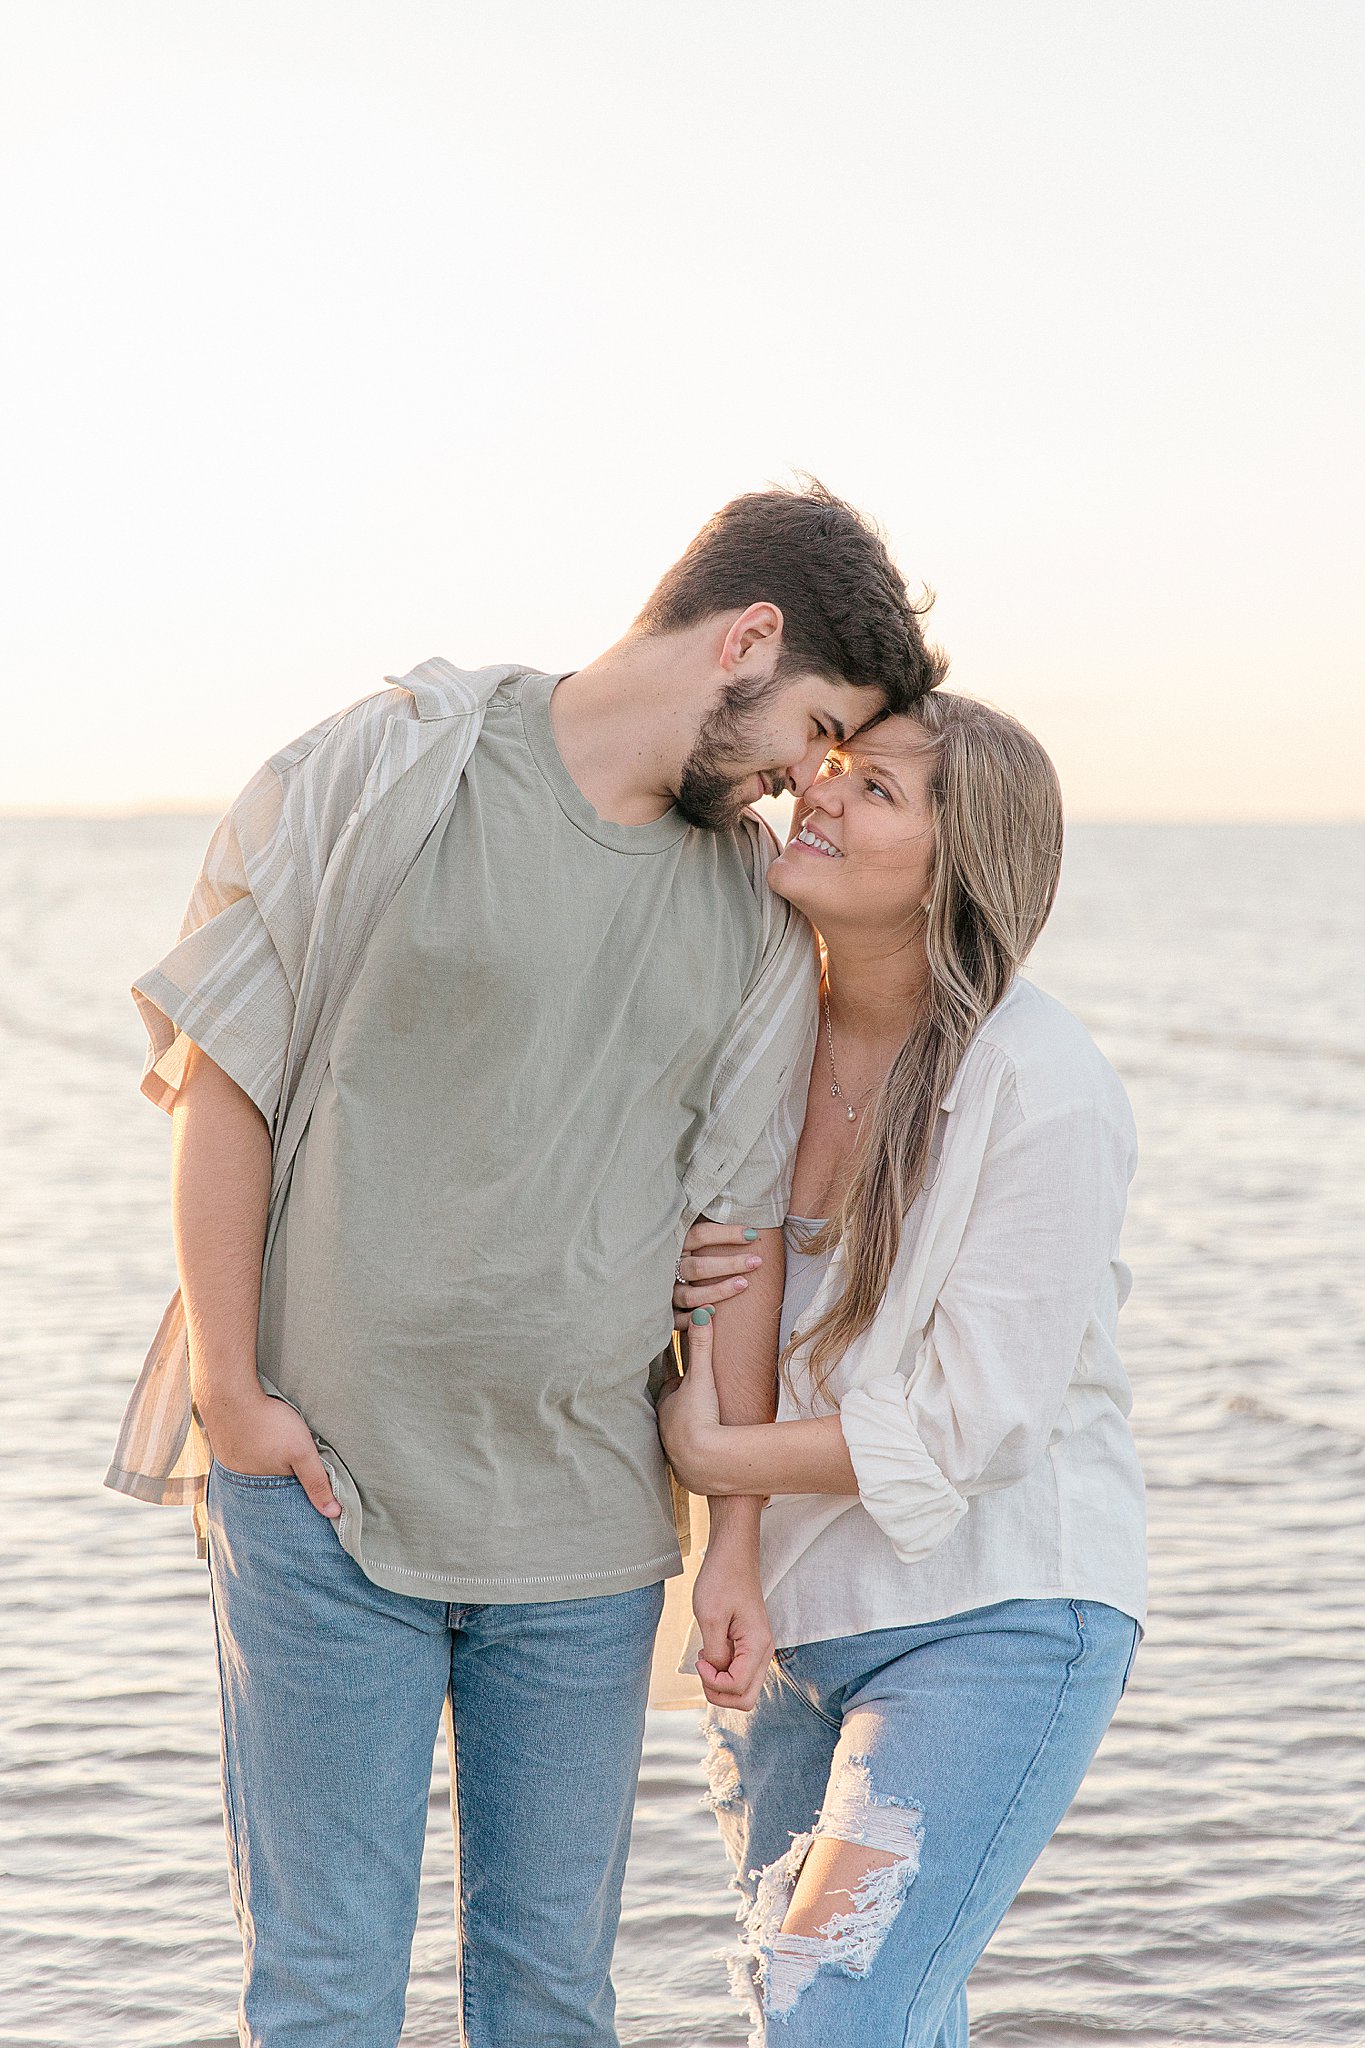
top-left (691, 1307), bottom-right (714, 1326)
top-left (743, 1228), bottom-right (759, 1242)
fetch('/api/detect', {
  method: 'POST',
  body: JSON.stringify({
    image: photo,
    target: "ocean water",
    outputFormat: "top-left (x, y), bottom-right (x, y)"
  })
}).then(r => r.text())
top-left (1, 817), bottom-right (1362, 2047)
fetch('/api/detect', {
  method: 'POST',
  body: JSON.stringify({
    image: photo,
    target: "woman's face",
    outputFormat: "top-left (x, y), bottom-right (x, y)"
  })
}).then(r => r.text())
top-left (767, 715), bottom-right (938, 937)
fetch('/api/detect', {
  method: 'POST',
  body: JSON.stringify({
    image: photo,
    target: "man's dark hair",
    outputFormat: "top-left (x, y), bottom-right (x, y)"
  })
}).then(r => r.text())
top-left (635, 478), bottom-right (948, 713)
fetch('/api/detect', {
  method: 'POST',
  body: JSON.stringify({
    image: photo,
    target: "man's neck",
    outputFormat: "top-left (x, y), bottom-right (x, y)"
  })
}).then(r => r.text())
top-left (547, 632), bottom-right (699, 826)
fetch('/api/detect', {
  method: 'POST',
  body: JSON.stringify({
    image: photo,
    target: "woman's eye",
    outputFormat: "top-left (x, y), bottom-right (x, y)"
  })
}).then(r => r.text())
top-left (866, 778), bottom-right (890, 800)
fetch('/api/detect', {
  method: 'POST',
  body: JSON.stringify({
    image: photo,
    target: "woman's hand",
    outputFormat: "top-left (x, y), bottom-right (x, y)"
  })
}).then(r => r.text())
top-left (660, 1313), bottom-right (862, 1501)
top-left (656, 1311), bottom-right (734, 1495)
top-left (672, 1221), bottom-right (765, 1329)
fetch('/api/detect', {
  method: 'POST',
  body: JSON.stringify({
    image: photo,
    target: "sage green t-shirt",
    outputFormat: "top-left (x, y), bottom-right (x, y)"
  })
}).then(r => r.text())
top-left (257, 670), bottom-right (784, 1601)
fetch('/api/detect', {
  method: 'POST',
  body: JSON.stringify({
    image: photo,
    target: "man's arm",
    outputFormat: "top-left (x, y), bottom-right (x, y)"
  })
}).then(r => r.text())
top-left (690, 1222), bottom-right (785, 1710)
top-left (172, 1042), bottom-right (339, 1516)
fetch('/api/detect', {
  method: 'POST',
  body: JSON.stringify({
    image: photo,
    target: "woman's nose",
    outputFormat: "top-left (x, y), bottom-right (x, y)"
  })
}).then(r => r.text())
top-left (803, 772), bottom-right (843, 817)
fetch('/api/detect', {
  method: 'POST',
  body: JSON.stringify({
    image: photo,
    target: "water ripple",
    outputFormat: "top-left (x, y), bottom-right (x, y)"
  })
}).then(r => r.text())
top-left (2, 819), bottom-right (1363, 2046)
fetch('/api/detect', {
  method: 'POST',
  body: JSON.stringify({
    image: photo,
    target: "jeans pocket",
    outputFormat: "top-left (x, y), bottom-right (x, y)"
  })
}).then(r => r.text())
top-left (772, 1649), bottom-right (841, 1730)
top-left (211, 1458), bottom-right (301, 1490)
top-left (1119, 1623), bottom-right (1141, 1696)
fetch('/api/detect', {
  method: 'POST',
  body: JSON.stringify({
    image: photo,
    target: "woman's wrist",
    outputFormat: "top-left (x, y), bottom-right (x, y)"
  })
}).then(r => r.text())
top-left (673, 1422), bottom-right (741, 1500)
top-left (699, 1415), bottom-right (861, 1500)
top-left (661, 1421), bottom-right (761, 1503)
top-left (697, 1424), bottom-right (769, 1499)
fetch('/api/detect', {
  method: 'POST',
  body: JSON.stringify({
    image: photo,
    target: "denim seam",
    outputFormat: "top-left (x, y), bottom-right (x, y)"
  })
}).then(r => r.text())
top-left (903, 1600), bottom-right (1090, 2037)
top-left (1119, 1620), bottom-right (1141, 1696)
top-left (205, 1530), bottom-right (250, 1961)
top-left (448, 1693), bottom-right (473, 2048)
top-left (774, 1656), bottom-right (843, 1732)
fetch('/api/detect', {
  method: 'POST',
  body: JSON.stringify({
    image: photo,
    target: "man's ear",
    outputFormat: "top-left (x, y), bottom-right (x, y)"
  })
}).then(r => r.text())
top-left (718, 602), bottom-right (784, 677)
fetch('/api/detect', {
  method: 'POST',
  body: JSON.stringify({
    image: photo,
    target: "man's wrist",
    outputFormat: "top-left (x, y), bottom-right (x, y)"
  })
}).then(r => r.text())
top-left (705, 1489), bottom-right (764, 1544)
top-left (192, 1365), bottom-right (269, 1424)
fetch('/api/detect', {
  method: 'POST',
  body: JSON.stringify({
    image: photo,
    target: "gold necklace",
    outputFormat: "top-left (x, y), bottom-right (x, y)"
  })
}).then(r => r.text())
top-left (822, 992), bottom-right (860, 1122)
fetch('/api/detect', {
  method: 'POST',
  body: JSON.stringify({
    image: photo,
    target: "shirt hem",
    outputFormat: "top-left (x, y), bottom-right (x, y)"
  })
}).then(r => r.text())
top-left (342, 1538), bottom-right (685, 1606)
top-left (770, 1578), bottom-right (1148, 1649)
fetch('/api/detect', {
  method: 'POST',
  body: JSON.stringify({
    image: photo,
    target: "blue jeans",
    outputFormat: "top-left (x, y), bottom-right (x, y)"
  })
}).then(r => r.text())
top-left (205, 1461), bottom-right (665, 2047)
top-left (704, 1598), bottom-right (1139, 2047)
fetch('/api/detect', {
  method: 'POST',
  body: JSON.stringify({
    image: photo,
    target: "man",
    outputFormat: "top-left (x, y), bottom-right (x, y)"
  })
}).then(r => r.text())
top-left (108, 481), bottom-right (945, 2045)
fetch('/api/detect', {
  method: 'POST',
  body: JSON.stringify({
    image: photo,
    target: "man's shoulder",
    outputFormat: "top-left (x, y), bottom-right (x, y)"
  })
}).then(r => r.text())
top-left (383, 658), bottom-right (538, 724)
top-left (699, 809), bottom-right (788, 960)
top-left (721, 805), bottom-right (783, 895)
top-left (712, 812), bottom-right (816, 1001)
top-left (264, 660), bottom-right (534, 794)
top-left (261, 685), bottom-right (406, 784)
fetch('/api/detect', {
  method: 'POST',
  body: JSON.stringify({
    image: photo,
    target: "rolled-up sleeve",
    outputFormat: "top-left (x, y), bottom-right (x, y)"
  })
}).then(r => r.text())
top-left (132, 783), bottom-right (298, 1127)
top-left (130, 684), bottom-right (416, 1130)
top-left (839, 1094), bottom-right (1136, 1564)
top-left (839, 1363), bottom-right (970, 1558)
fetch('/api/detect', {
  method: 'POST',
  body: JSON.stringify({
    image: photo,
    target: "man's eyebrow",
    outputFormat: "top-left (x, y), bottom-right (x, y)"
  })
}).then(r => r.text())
top-left (844, 704), bottom-right (889, 743)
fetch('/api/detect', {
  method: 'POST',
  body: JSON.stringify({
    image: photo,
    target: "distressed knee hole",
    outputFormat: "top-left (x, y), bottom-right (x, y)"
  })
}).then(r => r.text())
top-left (734, 1754), bottom-right (923, 2023)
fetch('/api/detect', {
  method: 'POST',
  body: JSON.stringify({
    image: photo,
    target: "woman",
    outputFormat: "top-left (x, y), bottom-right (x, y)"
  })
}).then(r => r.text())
top-left (657, 690), bottom-right (1145, 2046)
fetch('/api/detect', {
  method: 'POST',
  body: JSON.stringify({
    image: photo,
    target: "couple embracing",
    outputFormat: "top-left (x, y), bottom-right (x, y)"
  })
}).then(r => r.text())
top-left (109, 482), bottom-right (1145, 2047)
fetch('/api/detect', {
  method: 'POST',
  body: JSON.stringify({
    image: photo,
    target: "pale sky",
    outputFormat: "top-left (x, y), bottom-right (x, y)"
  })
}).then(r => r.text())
top-left (3, 1), bottom-right (1362, 819)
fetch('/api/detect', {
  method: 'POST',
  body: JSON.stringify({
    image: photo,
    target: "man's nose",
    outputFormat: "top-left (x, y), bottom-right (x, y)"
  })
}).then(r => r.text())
top-left (797, 765), bottom-right (843, 814)
top-left (787, 739), bottom-right (837, 799)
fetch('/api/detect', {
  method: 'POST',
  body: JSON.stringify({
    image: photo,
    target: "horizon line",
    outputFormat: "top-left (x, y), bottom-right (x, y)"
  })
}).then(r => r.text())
top-left (2, 806), bottom-right (1363, 830)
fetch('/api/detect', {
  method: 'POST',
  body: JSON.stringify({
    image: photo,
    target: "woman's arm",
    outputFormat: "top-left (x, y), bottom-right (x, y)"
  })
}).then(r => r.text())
top-left (658, 1313), bottom-right (860, 1498)
top-left (661, 1093), bottom-right (1135, 1561)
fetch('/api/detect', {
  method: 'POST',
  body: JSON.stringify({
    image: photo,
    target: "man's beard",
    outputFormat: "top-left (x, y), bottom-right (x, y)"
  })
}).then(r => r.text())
top-left (675, 672), bottom-right (790, 832)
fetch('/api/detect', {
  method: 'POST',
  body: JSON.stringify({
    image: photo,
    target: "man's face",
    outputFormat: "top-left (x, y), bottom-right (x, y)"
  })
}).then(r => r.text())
top-left (675, 668), bottom-right (887, 832)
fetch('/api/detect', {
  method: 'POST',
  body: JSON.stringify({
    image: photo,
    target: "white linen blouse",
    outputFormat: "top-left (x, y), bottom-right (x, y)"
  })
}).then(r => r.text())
top-left (760, 974), bottom-right (1147, 1649)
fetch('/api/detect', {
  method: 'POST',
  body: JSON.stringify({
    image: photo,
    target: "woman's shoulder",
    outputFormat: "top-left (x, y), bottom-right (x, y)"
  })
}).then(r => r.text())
top-left (960, 977), bottom-right (1134, 1136)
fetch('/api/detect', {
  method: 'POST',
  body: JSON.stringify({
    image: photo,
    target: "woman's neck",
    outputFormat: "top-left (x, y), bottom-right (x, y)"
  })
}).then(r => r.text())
top-left (821, 923), bottom-right (931, 1049)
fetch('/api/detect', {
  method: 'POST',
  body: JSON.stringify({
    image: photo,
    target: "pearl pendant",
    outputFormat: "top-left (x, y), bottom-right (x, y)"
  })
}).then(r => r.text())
top-left (847, 1104), bottom-right (858, 1121)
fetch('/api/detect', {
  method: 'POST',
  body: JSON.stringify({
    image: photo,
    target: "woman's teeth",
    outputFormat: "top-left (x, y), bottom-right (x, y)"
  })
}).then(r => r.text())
top-left (794, 826), bottom-right (842, 858)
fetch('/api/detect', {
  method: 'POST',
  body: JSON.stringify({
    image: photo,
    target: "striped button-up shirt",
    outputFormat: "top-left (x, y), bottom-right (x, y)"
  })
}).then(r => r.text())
top-left (106, 659), bottom-right (819, 1530)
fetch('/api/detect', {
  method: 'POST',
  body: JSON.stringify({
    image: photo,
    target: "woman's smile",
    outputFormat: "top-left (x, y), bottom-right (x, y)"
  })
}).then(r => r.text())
top-left (789, 823), bottom-right (844, 858)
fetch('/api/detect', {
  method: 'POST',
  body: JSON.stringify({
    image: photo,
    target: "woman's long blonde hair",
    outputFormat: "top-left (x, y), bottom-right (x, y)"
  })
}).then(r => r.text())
top-left (789, 691), bottom-right (1065, 1395)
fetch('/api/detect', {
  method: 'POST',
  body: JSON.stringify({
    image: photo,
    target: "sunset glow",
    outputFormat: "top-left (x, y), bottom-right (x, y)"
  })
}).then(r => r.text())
top-left (3, 3), bottom-right (1361, 819)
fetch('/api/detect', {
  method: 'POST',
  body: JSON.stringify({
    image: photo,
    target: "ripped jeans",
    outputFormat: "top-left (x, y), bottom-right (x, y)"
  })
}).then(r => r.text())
top-left (703, 1597), bottom-right (1139, 2047)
